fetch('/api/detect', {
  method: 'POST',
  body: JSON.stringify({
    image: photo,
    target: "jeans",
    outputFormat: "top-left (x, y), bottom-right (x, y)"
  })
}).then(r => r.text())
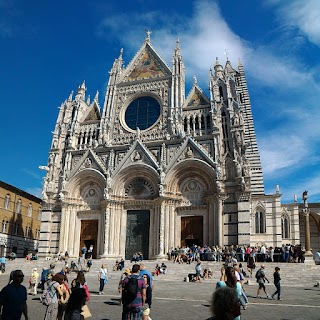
top-left (99, 278), bottom-right (105, 292)
top-left (273, 282), bottom-right (281, 299)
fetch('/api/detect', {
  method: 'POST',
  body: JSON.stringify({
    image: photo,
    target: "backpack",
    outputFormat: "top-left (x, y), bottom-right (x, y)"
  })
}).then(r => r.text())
top-left (123, 277), bottom-right (138, 304)
top-left (41, 283), bottom-right (55, 306)
top-left (255, 269), bottom-right (262, 280)
top-left (42, 269), bottom-right (51, 282)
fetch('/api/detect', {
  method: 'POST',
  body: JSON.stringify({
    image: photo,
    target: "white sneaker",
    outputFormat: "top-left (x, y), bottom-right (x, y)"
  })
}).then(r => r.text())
top-left (98, 292), bottom-right (102, 295)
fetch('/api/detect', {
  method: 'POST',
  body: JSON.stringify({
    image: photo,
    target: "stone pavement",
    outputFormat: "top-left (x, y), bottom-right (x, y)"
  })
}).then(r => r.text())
top-left (1, 258), bottom-right (320, 319)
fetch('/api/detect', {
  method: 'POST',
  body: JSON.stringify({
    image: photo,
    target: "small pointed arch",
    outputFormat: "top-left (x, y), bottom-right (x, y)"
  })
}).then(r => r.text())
top-left (253, 204), bottom-right (266, 234)
top-left (15, 199), bottom-right (22, 214)
top-left (281, 210), bottom-right (290, 239)
top-left (28, 203), bottom-right (33, 217)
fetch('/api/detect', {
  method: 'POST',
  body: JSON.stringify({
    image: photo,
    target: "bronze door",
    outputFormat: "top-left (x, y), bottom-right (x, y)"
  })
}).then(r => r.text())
top-left (125, 210), bottom-right (150, 260)
top-left (181, 216), bottom-right (203, 247)
top-left (80, 220), bottom-right (98, 258)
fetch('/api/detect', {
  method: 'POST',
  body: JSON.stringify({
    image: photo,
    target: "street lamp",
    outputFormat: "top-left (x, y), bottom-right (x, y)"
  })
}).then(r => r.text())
top-left (302, 191), bottom-right (312, 256)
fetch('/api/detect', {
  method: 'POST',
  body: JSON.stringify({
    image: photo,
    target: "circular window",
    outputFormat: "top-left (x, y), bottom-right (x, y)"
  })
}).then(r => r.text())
top-left (125, 96), bottom-right (160, 130)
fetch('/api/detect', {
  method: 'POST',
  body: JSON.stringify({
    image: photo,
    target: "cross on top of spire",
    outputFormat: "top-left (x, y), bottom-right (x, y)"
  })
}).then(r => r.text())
top-left (145, 29), bottom-right (152, 42)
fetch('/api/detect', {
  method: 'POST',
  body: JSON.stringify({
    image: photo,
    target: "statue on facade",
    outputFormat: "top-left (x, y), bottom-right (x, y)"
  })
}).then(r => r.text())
top-left (103, 187), bottom-right (109, 200)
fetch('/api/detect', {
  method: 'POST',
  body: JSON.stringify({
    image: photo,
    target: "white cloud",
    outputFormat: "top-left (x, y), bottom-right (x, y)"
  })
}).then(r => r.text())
top-left (272, 0), bottom-right (320, 47)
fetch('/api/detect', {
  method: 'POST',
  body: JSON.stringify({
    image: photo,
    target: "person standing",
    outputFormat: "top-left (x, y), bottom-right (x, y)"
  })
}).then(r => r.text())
top-left (256, 265), bottom-right (271, 299)
top-left (122, 264), bottom-right (146, 320)
top-left (28, 267), bottom-right (39, 295)
top-left (43, 274), bottom-right (64, 320)
top-left (271, 267), bottom-right (281, 301)
top-left (139, 264), bottom-right (153, 288)
top-left (0, 269), bottom-right (29, 320)
top-left (98, 264), bottom-right (108, 295)
top-left (195, 260), bottom-right (202, 282)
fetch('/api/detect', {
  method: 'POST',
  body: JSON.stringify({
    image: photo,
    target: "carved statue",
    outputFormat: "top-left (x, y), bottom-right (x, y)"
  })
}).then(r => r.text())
top-left (185, 147), bottom-right (193, 158)
top-left (103, 187), bottom-right (109, 200)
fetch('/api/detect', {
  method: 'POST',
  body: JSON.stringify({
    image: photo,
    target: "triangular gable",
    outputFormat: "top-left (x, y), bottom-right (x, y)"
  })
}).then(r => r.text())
top-left (81, 102), bottom-right (101, 123)
top-left (166, 137), bottom-right (216, 173)
top-left (67, 149), bottom-right (107, 181)
top-left (184, 85), bottom-right (210, 108)
top-left (120, 42), bottom-right (171, 83)
top-left (112, 140), bottom-right (160, 177)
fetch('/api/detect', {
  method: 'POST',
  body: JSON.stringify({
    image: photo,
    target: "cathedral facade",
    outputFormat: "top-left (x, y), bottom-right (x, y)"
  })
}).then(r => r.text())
top-left (39, 33), bottom-right (309, 259)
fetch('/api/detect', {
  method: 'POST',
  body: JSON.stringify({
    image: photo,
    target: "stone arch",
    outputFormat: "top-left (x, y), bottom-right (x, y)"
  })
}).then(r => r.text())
top-left (166, 159), bottom-right (217, 196)
top-left (112, 164), bottom-right (159, 198)
top-left (68, 168), bottom-right (106, 207)
top-left (253, 204), bottom-right (266, 234)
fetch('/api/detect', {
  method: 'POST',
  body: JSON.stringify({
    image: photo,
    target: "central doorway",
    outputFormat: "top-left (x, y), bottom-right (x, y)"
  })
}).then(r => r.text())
top-left (125, 210), bottom-right (150, 260)
top-left (80, 220), bottom-right (98, 258)
top-left (181, 216), bottom-right (203, 247)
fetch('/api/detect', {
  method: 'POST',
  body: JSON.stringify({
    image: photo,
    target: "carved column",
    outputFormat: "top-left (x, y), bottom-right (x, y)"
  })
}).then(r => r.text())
top-left (58, 204), bottom-right (68, 253)
top-left (103, 207), bottom-right (111, 256)
top-left (156, 203), bottom-right (166, 258)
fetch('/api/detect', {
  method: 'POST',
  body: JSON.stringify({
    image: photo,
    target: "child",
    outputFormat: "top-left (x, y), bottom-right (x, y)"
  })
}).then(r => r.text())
top-left (271, 267), bottom-right (281, 300)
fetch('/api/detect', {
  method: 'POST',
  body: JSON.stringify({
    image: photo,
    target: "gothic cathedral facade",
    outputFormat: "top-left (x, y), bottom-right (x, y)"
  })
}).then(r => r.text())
top-left (39, 33), bottom-right (302, 259)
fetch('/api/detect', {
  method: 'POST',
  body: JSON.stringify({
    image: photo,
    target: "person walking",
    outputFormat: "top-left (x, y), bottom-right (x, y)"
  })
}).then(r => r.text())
top-left (122, 264), bottom-right (146, 320)
top-left (271, 267), bottom-right (282, 301)
top-left (28, 267), bottom-right (39, 295)
top-left (0, 270), bottom-right (29, 320)
top-left (256, 265), bottom-right (271, 299)
top-left (98, 264), bottom-right (108, 295)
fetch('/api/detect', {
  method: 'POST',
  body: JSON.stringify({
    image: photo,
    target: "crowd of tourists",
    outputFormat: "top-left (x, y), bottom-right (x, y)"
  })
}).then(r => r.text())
top-left (0, 242), bottom-right (296, 320)
top-left (168, 243), bottom-right (307, 264)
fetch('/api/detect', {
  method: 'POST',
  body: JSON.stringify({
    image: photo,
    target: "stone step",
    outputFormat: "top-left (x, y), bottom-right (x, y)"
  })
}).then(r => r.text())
top-left (1, 258), bottom-right (319, 287)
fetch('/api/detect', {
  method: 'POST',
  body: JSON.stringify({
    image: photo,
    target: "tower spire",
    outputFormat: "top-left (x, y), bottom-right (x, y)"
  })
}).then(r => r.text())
top-left (145, 29), bottom-right (152, 43)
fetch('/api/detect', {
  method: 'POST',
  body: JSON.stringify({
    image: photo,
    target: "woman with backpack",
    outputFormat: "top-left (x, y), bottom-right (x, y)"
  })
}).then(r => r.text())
top-left (43, 274), bottom-right (64, 320)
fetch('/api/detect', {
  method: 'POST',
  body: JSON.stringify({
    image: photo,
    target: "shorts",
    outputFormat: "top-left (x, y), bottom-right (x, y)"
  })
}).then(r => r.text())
top-left (258, 282), bottom-right (265, 289)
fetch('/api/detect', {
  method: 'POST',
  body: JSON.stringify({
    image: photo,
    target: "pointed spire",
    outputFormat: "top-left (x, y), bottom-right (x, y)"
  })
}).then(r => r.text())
top-left (86, 95), bottom-right (90, 105)
top-left (75, 80), bottom-right (86, 101)
top-left (68, 90), bottom-right (74, 101)
top-left (94, 91), bottom-right (99, 102)
top-left (238, 58), bottom-right (243, 67)
top-left (214, 57), bottom-right (223, 77)
top-left (145, 29), bottom-right (152, 43)
top-left (80, 80), bottom-right (86, 90)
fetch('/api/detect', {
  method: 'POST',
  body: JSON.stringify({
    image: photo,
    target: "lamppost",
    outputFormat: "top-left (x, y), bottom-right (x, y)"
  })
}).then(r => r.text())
top-left (302, 191), bottom-right (312, 256)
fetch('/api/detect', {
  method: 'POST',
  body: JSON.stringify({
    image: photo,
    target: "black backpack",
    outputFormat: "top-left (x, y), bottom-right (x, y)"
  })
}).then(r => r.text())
top-left (123, 277), bottom-right (138, 303)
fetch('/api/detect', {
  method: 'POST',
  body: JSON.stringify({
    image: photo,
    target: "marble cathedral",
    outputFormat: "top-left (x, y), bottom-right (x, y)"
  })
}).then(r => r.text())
top-left (39, 32), bottom-right (310, 259)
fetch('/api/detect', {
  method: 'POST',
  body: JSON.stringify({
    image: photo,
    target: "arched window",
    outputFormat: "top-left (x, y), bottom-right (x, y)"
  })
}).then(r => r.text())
top-left (2, 220), bottom-right (6, 233)
top-left (28, 204), bottom-right (32, 217)
top-left (255, 210), bottom-right (266, 234)
top-left (281, 215), bottom-right (290, 239)
top-left (4, 194), bottom-right (10, 210)
top-left (16, 199), bottom-right (22, 214)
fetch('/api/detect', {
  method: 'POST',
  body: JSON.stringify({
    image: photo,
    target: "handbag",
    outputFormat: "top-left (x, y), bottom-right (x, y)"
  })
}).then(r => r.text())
top-left (81, 304), bottom-right (92, 319)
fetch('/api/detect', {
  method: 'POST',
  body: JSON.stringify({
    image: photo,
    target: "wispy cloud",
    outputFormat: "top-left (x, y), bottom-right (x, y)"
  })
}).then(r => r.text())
top-left (270, 0), bottom-right (320, 47)
top-left (20, 169), bottom-right (43, 181)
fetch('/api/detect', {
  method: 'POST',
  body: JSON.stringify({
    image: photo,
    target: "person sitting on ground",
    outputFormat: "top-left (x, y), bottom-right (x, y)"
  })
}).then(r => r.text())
top-left (113, 260), bottom-right (119, 271)
top-left (131, 253), bottom-right (138, 263)
top-left (153, 264), bottom-right (160, 276)
top-left (206, 286), bottom-right (241, 320)
top-left (117, 258), bottom-right (125, 271)
top-left (160, 262), bottom-right (167, 274)
top-left (70, 261), bottom-right (78, 273)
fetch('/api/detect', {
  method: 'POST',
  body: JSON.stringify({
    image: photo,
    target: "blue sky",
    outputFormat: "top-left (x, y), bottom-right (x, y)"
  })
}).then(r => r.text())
top-left (0, 0), bottom-right (319, 203)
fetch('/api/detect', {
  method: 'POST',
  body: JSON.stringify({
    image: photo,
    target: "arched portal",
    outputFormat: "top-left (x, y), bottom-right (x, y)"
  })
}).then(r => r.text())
top-left (166, 159), bottom-right (218, 247)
